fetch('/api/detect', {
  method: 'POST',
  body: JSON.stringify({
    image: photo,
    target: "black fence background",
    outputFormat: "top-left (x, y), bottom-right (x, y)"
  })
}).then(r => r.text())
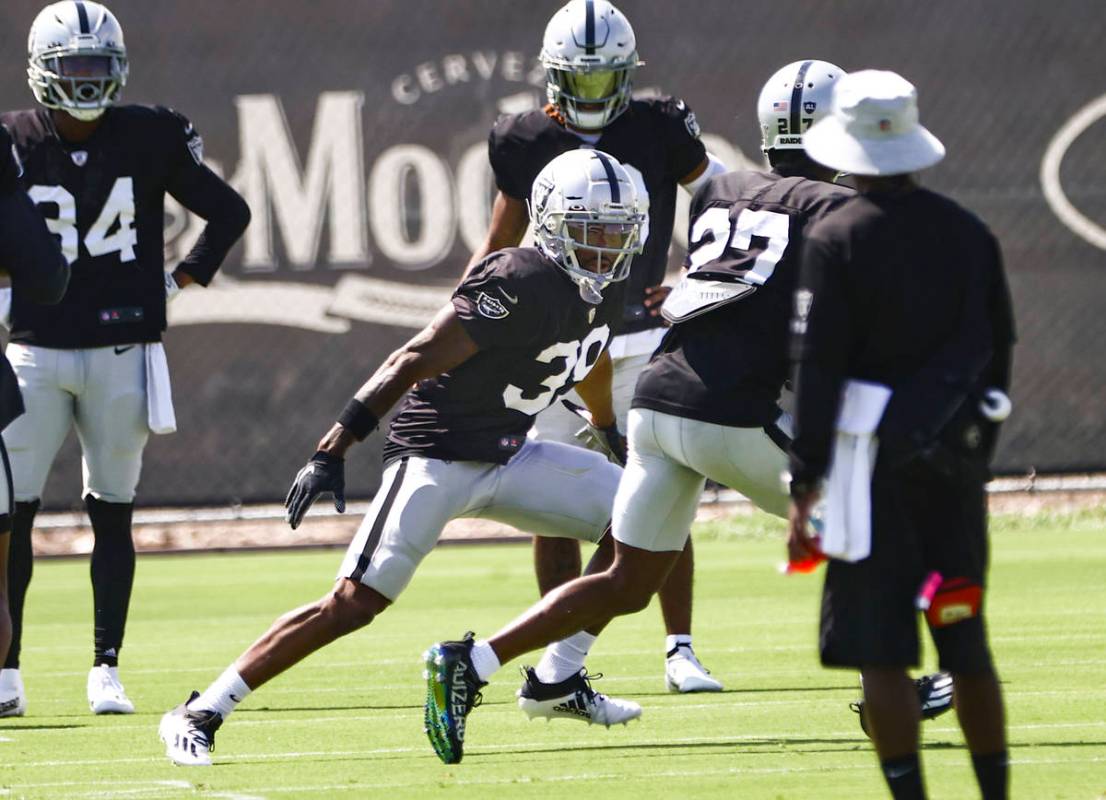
top-left (0, 0), bottom-right (1102, 509)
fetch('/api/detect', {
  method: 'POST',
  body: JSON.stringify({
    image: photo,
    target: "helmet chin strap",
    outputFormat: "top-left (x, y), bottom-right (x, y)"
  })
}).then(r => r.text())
top-left (577, 279), bottom-right (604, 305)
top-left (65, 106), bottom-right (106, 122)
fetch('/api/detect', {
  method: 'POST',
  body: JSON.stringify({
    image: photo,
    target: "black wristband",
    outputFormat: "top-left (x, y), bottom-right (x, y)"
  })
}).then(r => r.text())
top-left (337, 398), bottom-right (379, 441)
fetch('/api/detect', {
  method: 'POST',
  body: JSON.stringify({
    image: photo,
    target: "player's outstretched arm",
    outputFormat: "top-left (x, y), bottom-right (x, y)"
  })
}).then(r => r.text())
top-left (285, 305), bottom-right (480, 528)
top-left (460, 191), bottom-right (529, 280)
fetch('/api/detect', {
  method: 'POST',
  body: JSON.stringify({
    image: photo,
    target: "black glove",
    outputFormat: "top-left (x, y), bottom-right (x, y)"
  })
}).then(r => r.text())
top-left (285, 450), bottom-right (346, 530)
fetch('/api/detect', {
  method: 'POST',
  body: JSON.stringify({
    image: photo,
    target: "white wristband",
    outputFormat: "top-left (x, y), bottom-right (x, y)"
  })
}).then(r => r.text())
top-left (165, 272), bottom-right (182, 302)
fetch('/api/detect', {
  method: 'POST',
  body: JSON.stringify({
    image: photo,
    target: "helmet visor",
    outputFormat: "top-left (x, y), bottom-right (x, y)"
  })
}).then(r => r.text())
top-left (565, 70), bottom-right (618, 102)
top-left (56, 54), bottom-right (113, 78)
top-left (565, 217), bottom-right (641, 276)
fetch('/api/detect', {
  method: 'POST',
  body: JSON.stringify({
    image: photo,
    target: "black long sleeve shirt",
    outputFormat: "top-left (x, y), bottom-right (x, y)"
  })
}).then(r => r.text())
top-left (788, 187), bottom-right (1016, 488)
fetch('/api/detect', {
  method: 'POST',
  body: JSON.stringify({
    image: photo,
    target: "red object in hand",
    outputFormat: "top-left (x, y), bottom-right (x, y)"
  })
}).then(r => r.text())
top-left (781, 536), bottom-right (827, 574)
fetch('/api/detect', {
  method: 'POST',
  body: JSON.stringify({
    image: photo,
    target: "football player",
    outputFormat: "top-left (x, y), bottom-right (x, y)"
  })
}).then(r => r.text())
top-left (0, 1), bottom-right (250, 717)
top-left (423, 60), bottom-right (953, 762)
top-left (465, 0), bottom-right (729, 694)
top-left (159, 150), bottom-right (646, 767)
top-left (0, 124), bottom-right (71, 698)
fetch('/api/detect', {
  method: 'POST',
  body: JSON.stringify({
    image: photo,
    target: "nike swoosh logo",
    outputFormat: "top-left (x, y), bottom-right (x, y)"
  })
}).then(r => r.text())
top-left (229, 694), bottom-right (242, 703)
top-left (113, 345), bottom-right (135, 355)
top-left (498, 287), bottom-right (519, 304)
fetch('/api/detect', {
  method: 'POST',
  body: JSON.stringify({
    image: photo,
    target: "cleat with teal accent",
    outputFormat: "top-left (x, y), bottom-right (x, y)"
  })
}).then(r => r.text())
top-left (422, 632), bottom-right (486, 764)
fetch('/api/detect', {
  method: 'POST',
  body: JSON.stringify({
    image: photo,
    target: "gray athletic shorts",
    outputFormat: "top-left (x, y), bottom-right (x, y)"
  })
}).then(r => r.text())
top-left (338, 439), bottom-right (621, 600)
top-left (613, 408), bottom-right (792, 553)
top-left (0, 438), bottom-right (12, 529)
top-left (3, 343), bottom-right (149, 503)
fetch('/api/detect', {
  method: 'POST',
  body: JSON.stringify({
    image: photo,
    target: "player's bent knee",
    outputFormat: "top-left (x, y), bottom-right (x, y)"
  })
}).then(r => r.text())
top-left (320, 581), bottom-right (391, 636)
top-left (603, 569), bottom-right (655, 615)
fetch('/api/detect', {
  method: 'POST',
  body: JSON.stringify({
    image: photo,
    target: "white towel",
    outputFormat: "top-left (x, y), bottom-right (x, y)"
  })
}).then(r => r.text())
top-left (821, 380), bottom-right (892, 562)
top-left (145, 342), bottom-right (177, 435)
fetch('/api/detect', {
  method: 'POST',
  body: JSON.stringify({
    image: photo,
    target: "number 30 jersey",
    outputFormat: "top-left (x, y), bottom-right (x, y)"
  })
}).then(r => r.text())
top-left (1, 105), bottom-right (234, 348)
top-left (384, 247), bottom-right (622, 465)
top-left (633, 170), bottom-right (852, 427)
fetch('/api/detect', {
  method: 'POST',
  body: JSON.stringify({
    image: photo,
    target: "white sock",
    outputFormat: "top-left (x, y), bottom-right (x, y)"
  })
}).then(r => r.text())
top-left (535, 631), bottom-right (597, 683)
top-left (190, 666), bottom-right (251, 719)
top-left (469, 640), bottom-right (501, 683)
top-left (666, 634), bottom-right (693, 656)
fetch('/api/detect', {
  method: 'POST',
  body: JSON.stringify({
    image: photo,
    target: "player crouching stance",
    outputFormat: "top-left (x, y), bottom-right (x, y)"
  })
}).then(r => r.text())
top-left (160, 149), bottom-right (645, 766)
top-left (422, 60), bottom-right (958, 767)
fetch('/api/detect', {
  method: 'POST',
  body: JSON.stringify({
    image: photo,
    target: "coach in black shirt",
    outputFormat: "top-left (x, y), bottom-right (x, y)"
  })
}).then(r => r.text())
top-left (787, 71), bottom-right (1014, 800)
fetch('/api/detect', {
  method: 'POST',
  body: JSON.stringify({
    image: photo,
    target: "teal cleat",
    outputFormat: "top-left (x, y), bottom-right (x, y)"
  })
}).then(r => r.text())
top-left (423, 632), bottom-right (486, 764)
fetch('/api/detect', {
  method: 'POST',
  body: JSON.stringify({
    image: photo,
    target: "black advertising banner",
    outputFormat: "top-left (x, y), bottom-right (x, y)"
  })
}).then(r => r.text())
top-left (0, 1), bottom-right (1102, 508)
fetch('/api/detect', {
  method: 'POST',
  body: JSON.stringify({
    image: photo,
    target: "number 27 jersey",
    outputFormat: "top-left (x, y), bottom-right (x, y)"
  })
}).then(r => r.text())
top-left (634, 170), bottom-right (852, 427)
top-left (384, 248), bottom-right (621, 465)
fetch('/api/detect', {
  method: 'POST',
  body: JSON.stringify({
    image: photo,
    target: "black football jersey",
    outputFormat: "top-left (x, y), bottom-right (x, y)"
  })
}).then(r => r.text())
top-left (384, 247), bottom-right (621, 464)
top-left (1, 105), bottom-right (244, 348)
top-left (633, 170), bottom-right (852, 427)
top-left (489, 98), bottom-right (706, 335)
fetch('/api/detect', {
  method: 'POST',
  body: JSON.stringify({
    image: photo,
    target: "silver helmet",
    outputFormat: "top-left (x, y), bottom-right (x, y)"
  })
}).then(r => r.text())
top-left (27, 1), bottom-right (128, 122)
top-left (757, 60), bottom-right (845, 152)
top-left (540, 0), bottom-right (642, 131)
top-left (530, 149), bottom-right (646, 304)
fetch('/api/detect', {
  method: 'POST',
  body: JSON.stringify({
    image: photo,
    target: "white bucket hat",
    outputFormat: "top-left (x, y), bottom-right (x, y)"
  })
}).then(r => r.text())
top-left (804, 70), bottom-right (945, 176)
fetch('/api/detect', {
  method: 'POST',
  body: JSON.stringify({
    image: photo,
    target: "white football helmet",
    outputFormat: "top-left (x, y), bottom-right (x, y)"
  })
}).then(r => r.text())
top-left (530, 149), bottom-right (646, 304)
top-left (757, 60), bottom-right (844, 152)
top-left (27, 1), bottom-right (128, 122)
top-left (540, 0), bottom-right (642, 131)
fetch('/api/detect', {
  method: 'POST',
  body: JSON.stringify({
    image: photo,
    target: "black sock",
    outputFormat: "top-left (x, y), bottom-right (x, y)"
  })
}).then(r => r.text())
top-left (880, 753), bottom-right (925, 800)
top-left (971, 750), bottom-right (1008, 800)
top-left (5, 500), bottom-right (39, 670)
top-left (86, 496), bottom-right (135, 668)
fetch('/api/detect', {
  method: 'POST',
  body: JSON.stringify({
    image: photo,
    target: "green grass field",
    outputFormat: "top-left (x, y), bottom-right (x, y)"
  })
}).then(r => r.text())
top-left (1, 507), bottom-right (1104, 799)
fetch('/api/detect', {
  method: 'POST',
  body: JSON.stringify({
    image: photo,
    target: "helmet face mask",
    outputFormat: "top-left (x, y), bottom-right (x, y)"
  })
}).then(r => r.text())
top-left (27, 2), bottom-right (128, 122)
top-left (530, 150), bottom-right (646, 304)
top-left (541, 0), bottom-right (641, 131)
top-left (757, 60), bottom-right (845, 154)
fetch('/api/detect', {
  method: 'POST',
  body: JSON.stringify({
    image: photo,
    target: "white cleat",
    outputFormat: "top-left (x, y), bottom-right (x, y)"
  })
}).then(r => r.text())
top-left (517, 667), bottom-right (641, 727)
top-left (0, 668), bottom-right (26, 717)
top-left (665, 645), bottom-right (723, 693)
top-left (158, 691), bottom-right (222, 767)
top-left (87, 664), bottom-right (135, 714)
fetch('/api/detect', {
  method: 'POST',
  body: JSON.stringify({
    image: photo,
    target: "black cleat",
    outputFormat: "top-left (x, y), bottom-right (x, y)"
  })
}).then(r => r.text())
top-left (423, 632), bottom-right (486, 764)
top-left (158, 690), bottom-right (224, 766)
top-left (850, 671), bottom-right (955, 737)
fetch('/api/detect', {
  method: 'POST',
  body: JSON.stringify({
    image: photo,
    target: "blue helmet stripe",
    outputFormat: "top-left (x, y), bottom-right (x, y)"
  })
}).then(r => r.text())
top-left (788, 60), bottom-right (813, 136)
top-left (75, 1), bottom-right (90, 34)
top-left (584, 0), bottom-right (596, 55)
top-left (593, 151), bottom-right (621, 204)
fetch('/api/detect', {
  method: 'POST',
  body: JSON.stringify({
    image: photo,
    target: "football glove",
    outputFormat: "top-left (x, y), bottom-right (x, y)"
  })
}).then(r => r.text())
top-left (285, 450), bottom-right (346, 530)
top-left (560, 399), bottom-right (627, 466)
top-left (849, 671), bottom-right (954, 737)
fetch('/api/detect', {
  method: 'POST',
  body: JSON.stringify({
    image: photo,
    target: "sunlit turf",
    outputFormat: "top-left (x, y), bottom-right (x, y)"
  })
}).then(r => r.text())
top-left (1, 507), bottom-right (1104, 798)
